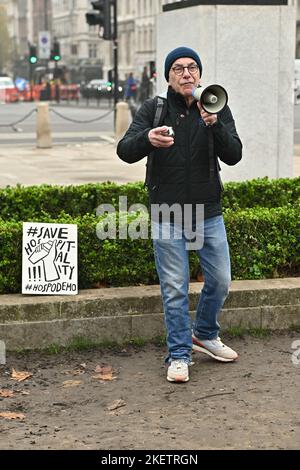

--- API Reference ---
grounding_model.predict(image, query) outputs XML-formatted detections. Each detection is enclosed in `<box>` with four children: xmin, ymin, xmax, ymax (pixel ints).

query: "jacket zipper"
<box><xmin>185</xmin><ymin>109</ymin><xmax>191</xmax><ymax>204</ymax></box>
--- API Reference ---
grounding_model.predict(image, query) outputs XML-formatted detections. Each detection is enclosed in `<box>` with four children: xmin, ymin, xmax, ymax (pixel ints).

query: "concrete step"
<box><xmin>0</xmin><ymin>278</ymin><xmax>299</xmax><ymax>350</ymax></box>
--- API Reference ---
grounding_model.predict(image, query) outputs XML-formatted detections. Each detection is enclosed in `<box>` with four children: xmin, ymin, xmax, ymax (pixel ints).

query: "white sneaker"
<box><xmin>167</xmin><ymin>359</ymin><xmax>189</xmax><ymax>383</ymax></box>
<box><xmin>192</xmin><ymin>335</ymin><xmax>238</xmax><ymax>362</ymax></box>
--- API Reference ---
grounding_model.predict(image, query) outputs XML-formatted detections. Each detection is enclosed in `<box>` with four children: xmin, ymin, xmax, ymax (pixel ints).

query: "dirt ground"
<box><xmin>0</xmin><ymin>331</ymin><xmax>299</xmax><ymax>450</ymax></box>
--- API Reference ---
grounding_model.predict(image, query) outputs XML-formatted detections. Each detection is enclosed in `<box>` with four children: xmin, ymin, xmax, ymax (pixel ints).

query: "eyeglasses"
<box><xmin>171</xmin><ymin>64</ymin><xmax>199</xmax><ymax>76</ymax></box>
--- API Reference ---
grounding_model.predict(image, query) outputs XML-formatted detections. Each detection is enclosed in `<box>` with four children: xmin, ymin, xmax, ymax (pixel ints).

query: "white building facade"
<box><xmin>1</xmin><ymin>0</ymin><xmax>300</xmax><ymax>84</ymax></box>
<box><xmin>49</xmin><ymin>0</ymin><xmax>165</xmax><ymax>82</ymax></box>
<box><xmin>157</xmin><ymin>0</ymin><xmax>296</xmax><ymax>182</ymax></box>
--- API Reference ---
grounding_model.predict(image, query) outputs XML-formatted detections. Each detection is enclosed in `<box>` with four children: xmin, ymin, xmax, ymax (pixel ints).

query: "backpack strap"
<box><xmin>153</xmin><ymin>96</ymin><xmax>166</xmax><ymax>127</ymax></box>
<box><xmin>144</xmin><ymin>95</ymin><xmax>167</xmax><ymax>189</ymax></box>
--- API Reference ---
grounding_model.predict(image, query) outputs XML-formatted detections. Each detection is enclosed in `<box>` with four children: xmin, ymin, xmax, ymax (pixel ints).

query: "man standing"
<box><xmin>139</xmin><ymin>66</ymin><xmax>151</xmax><ymax>103</ymax></box>
<box><xmin>124</xmin><ymin>72</ymin><xmax>138</xmax><ymax>117</ymax></box>
<box><xmin>117</xmin><ymin>47</ymin><xmax>242</xmax><ymax>383</ymax></box>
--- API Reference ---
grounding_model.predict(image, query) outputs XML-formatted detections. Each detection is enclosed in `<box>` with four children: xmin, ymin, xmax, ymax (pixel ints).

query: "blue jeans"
<box><xmin>152</xmin><ymin>215</ymin><xmax>231</xmax><ymax>363</ymax></box>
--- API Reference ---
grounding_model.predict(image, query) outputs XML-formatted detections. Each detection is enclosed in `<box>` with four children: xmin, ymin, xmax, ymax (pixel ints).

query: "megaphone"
<box><xmin>192</xmin><ymin>84</ymin><xmax>228</xmax><ymax>114</ymax></box>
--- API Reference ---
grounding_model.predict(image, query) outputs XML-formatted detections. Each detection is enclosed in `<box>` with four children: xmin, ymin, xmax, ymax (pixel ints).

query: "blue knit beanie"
<box><xmin>164</xmin><ymin>46</ymin><xmax>202</xmax><ymax>81</ymax></box>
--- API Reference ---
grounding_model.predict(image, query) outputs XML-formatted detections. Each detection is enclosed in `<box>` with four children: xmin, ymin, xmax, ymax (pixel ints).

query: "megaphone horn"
<box><xmin>192</xmin><ymin>84</ymin><xmax>228</xmax><ymax>114</ymax></box>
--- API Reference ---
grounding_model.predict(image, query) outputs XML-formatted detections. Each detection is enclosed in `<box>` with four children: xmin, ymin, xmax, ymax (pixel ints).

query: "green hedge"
<box><xmin>224</xmin><ymin>206</ymin><xmax>300</xmax><ymax>279</ymax></box>
<box><xmin>0</xmin><ymin>177</ymin><xmax>299</xmax><ymax>222</ymax></box>
<box><xmin>222</xmin><ymin>177</ymin><xmax>300</xmax><ymax>210</ymax></box>
<box><xmin>0</xmin><ymin>178</ymin><xmax>299</xmax><ymax>294</ymax></box>
<box><xmin>0</xmin><ymin>206</ymin><xmax>299</xmax><ymax>294</ymax></box>
<box><xmin>0</xmin><ymin>183</ymin><xmax>148</xmax><ymax>221</ymax></box>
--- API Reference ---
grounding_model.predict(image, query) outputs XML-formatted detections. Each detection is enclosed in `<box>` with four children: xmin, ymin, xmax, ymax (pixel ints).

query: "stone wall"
<box><xmin>156</xmin><ymin>2</ymin><xmax>296</xmax><ymax>181</ymax></box>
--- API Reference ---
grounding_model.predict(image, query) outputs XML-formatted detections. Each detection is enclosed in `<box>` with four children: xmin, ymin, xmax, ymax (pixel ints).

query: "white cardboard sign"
<box><xmin>22</xmin><ymin>222</ymin><xmax>78</xmax><ymax>295</ymax></box>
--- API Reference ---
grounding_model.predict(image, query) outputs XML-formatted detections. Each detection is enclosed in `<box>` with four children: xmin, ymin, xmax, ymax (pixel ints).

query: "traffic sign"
<box><xmin>38</xmin><ymin>31</ymin><xmax>51</xmax><ymax>59</ymax></box>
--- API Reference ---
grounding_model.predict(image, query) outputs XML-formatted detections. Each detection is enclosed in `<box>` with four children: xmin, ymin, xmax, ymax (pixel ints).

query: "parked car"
<box><xmin>0</xmin><ymin>76</ymin><xmax>19</xmax><ymax>103</ymax></box>
<box><xmin>80</xmin><ymin>78</ymin><xmax>125</xmax><ymax>100</ymax></box>
<box><xmin>80</xmin><ymin>79</ymin><xmax>112</xmax><ymax>99</ymax></box>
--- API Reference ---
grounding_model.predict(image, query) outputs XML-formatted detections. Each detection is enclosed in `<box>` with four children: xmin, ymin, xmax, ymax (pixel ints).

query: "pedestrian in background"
<box><xmin>124</xmin><ymin>72</ymin><xmax>137</xmax><ymax>101</ymax></box>
<box><xmin>139</xmin><ymin>66</ymin><xmax>150</xmax><ymax>103</ymax></box>
<box><xmin>124</xmin><ymin>72</ymin><xmax>138</xmax><ymax>117</ymax></box>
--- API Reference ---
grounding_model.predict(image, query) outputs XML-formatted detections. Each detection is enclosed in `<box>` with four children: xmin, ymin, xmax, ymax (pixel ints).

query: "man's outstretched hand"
<box><xmin>148</xmin><ymin>126</ymin><xmax>174</xmax><ymax>148</ymax></box>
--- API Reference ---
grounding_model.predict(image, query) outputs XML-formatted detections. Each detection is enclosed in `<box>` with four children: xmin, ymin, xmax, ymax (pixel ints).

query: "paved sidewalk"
<box><xmin>0</xmin><ymin>138</ymin><xmax>299</xmax><ymax>450</ymax></box>
<box><xmin>0</xmin><ymin>138</ymin><xmax>299</xmax><ymax>187</ymax></box>
<box><xmin>0</xmin><ymin>332</ymin><xmax>299</xmax><ymax>450</ymax></box>
<box><xmin>0</xmin><ymin>134</ymin><xmax>145</xmax><ymax>187</ymax></box>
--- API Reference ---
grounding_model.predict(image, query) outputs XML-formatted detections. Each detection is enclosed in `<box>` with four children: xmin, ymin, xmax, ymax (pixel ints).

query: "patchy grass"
<box><xmin>45</xmin><ymin>343</ymin><xmax>63</xmax><ymax>355</ymax></box>
<box><xmin>9</xmin><ymin>327</ymin><xmax>284</xmax><ymax>358</ymax></box>
<box><xmin>225</xmin><ymin>327</ymin><xmax>272</xmax><ymax>339</ymax></box>
<box><xmin>65</xmin><ymin>336</ymin><xmax>114</xmax><ymax>352</ymax></box>
<box><xmin>43</xmin><ymin>336</ymin><xmax>121</xmax><ymax>355</ymax></box>
<box><xmin>125</xmin><ymin>338</ymin><xmax>147</xmax><ymax>348</ymax></box>
<box><xmin>43</xmin><ymin>336</ymin><xmax>152</xmax><ymax>355</ymax></box>
<box><xmin>288</xmin><ymin>324</ymin><xmax>300</xmax><ymax>334</ymax></box>
<box><xmin>152</xmin><ymin>335</ymin><xmax>166</xmax><ymax>347</ymax></box>
<box><xmin>225</xmin><ymin>327</ymin><xmax>247</xmax><ymax>339</ymax></box>
<box><xmin>248</xmin><ymin>328</ymin><xmax>272</xmax><ymax>338</ymax></box>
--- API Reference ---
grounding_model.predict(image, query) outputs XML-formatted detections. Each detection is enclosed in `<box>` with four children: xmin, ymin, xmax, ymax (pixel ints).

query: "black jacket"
<box><xmin>117</xmin><ymin>87</ymin><xmax>242</xmax><ymax>216</ymax></box>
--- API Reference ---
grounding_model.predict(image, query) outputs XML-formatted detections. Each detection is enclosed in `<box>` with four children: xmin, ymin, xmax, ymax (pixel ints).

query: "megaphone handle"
<box><xmin>198</xmin><ymin>104</ymin><xmax>218</xmax><ymax>125</ymax></box>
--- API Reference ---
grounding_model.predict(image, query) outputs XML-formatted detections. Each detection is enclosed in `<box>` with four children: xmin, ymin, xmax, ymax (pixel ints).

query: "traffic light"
<box><xmin>86</xmin><ymin>0</ymin><xmax>112</xmax><ymax>40</ymax></box>
<box><xmin>149</xmin><ymin>61</ymin><xmax>156</xmax><ymax>78</ymax></box>
<box><xmin>29</xmin><ymin>45</ymin><xmax>38</xmax><ymax>65</ymax></box>
<box><xmin>51</xmin><ymin>41</ymin><xmax>61</xmax><ymax>61</ymax></box>
<box><xmin>108</xmin><ymin>69</ymin><xmax>113</xmax><ymax>84</ymax></box>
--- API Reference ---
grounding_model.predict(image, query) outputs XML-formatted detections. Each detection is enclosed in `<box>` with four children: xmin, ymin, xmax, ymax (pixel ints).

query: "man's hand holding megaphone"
<box><xmin>192</xmin><ymin>84</ymin><xmax>228</xmax><ymax>127</ymax></box>
<box><xmin>198</xmin><ymin>106</ymin><xmax>218</xmax><ymax>127</ymax></box>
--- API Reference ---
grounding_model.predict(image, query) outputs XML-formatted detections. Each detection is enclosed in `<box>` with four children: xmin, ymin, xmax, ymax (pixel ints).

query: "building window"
<box><xmin>88</xmin><ymin>24</ymin><xmax>98</xmax><ymax>32</ymax></box>
<box><xmin>88</xmin><ymin>43</ymin><xmax>98</xmax><ymax>59</ymax></box>
<box><xmin>71</xmin><ymin>44</ymin><xmax>78</xmax><ymax>56</ymax></box>
<box><xmin>150</xmin><ymin>27</ymin><xmax>154</xmax><ymax>50</ymax></box>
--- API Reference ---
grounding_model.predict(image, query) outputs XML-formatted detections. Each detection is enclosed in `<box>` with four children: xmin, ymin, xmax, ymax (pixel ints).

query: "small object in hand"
<box><xmin>164</xmin><ymin>126</ymin><xmax>175</xmax><ymax>137</ymax></box>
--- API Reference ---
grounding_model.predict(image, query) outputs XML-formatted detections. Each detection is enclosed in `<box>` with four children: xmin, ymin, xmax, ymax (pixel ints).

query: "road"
<box><xmin>1</xmin><ymin>100</ymin><xmax>300</xmax><ymax>144</ymax></box>
<box><xmin>0</xmin><ymin>100</ymin><xmax>115</xmax><ymax>144</ymax></box>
